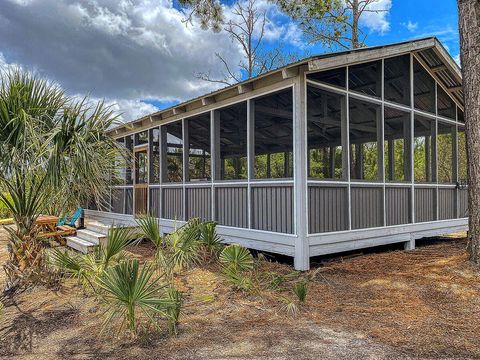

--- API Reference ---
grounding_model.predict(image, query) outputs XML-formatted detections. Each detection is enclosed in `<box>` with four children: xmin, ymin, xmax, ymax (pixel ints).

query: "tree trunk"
<box><xmin>351</xmin><ymin>0</ymin><xmax>360</xmax><ymax>48</ymax></box>
<box><xmin>458</xmin><ymin>0</ymin><xmax>480</xmax><ymax>263</ymax></box>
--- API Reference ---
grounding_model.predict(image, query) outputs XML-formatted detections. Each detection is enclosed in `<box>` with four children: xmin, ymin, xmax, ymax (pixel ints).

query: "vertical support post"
<box><xmin>247</xmin><ymin>99</ymin><xmax>255</xmax><ymax>229</ymax></box>
<box><xmin>182</xmin><ymin>119</ymin><xmax>188</xmax><ymax>221</ymax></box>
<box><xmin>159</xmin><ymin>126</ymin><xmax>167</xmax><ymax>219</ymax></box>
<box><xmin>211</xmin><ymin>110</ymin><xmax>218</xmax><ymax>221</ymax></box>
<box><xmin>379</xmin><ymin>59</ymin><xmax>385</xmax><ymax>226</ymax></box>
<box><xmin>455</xmin><ymin>106</ymin><xmax>460</xmax><ymax>218</ymax></box>
<box><xmin>293</xmin><ymin>69</ymin><xmax>309</xmax><ymax>270</ymax></box>
<box><xmin>343</xmin><ymin>67</ymin><xmax>351</xmax><ymax>230</ymax></box>
<box><xmin>409</xmin><ymin>53</ymin><xmax>416</xmax><ymax>233</ymax></box>
<box><xmin>433</xmin><ymin>82</ymin><xmax>439</xmax><ymax>220</ymax></box>
<box><xmin>453</xmin><ymin>122</ymin><xmax>458</xmax><ymax>217</ymax></box>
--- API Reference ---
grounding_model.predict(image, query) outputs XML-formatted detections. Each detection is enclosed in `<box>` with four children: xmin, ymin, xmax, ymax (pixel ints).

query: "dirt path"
<box><xmin>1</xmin><ymin>228</ymin><xmax>479</xmax><ymax>359</ymax></box>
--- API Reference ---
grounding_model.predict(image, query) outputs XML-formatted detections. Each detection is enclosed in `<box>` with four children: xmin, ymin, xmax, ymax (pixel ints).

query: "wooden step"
<box><xmin>66</xmin><ymin>236</ymin><xmax>96</xmax><ymax>254</ymax></box>
<box><xmin>76</xmin><ymin>228</ymin><xmax>106</xmax><ymax>245</ymax></box>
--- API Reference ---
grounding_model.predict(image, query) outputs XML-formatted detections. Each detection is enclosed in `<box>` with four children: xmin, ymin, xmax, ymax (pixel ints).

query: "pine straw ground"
<box><xmin>1</xmin><ymin>229</ymin><xmax>480</xmax><ymax>359</ymax></box>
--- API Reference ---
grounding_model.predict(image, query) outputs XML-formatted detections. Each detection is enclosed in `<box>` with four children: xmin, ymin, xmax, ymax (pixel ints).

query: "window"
<box><xmin>216</xmin><ymin>102</ymin><xmax>248</xmax><ymax>180</ymax></box>
<box><xmin>437</xmin><ymin>121</ymin><xmax>454</xmax><ymax>183</ymax></box>
<box><xmin>414</xmin><ymin>115</ymin><xmax>434</xmax><ymax>182</ymax></box>
<box><xmin>414</xmin><ymin>59</ymin><xmax>436</xmax><ymax>113</ymax></box>
<box><xmin>349</xmin><ymin>98</ymin><xmax>381</xmax><ymax>181</ymax></box>
<box><xmin>307</xmin><ymin>67</ymin><xmax>346</xmax><ymax>88</ymax></box>
<box><xmin>125</xmin><ymin>135</ymin><xmax>134</xmax><ymax>185</ymax></box>
<box><xmin>458</xmin><ymin>107</ymin><xmax>464</xmax><ymax>123</ymax></box>
<box><xmin>135</xmin><ymin>131</ymin><xmax>148</xmax><ymax>146</ymax></box>
<box><xmin>112</xmin><ymin>137</ymin><xmax>126</xmax><ymax>185</ymax></box>
<box><xmin>349</xmin><ymin>60</ymin><xmax>381</xmax><ymax>98</ymax></box>
<box><xmin>135</xmin><ymin>150</ymin><xmax>148</xmax><ymax>184</ymax></box>
<box><xmin>458</xmin><ymin>126</ymin><xmax>467</xmax><ymax>183</ymax></box>
<box><xmin>307</xmin><ymin>85</ymin><xmax>345</xmax><ymax>179</ymax></box>
<box><xmin>186</xmin><ymin>113</ymin><xmax>211</xmax><ymax>181</ymax></box>
<box><xmin>384</xmin><ymin>107</ymin><xmax>411</xmax><ymax>182</ymax></box>
<box><xmin>163</xmin><ymin>121</ymin><xmax>183</xmax><ymax>182</ymax></box>
<box><xmin>149</xmin><ymin>128</ymin><xmax>160</xmax><ymax>183</ymax></box>
<box><xmin>254</xmin><ymin>88</ymin><xmax>293</xmax><ymax>179</ymax></box>
<box><xmin>384</xmin><ymin>55</ymin><xmax>410</xmax><ymax>106</ymax></box>
<box><xmin>437</xmin><ymin>86</ymin><xmax>456</xmax><ymax>119</ymax></box>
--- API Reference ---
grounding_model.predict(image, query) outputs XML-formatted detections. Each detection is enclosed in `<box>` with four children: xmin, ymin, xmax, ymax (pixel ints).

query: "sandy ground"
<box><xmin>1</xmin><ymin>228</ymin><xmax>480</xmax><ymax>359</ymax></box>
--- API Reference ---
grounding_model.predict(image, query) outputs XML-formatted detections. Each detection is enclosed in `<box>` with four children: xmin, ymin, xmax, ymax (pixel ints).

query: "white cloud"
<box><xmin>0</xmin><ymin>0</ymin><xmax>243</xmax><ymax>121</ymax></box>
<box><xmin>105</xmin><ymin>98</ymin><xmax>160</xmax><ymax>121</ymax></box>
<box><xmin>0</xmin><ymin>0</ymin><xmax>306</xmax><ymax>122</ymax></box>
<box><xmin>401</xmin><ymin>20</ymin><xmax>418</xmax><ymax>33</ymax></box>
<box><xmin>360</xmin><ymin>0</ymin><xmax>392</xmax><ymax>35</ymax></box>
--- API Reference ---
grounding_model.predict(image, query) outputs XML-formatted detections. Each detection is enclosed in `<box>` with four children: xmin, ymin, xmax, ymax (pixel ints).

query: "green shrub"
<box><xmin>219</xmin><ymin>244</ymin><xmax>254</xmax><ymax>272</ymax></box>
<box><xmin>97</xmin><ymin>259</ymin><xmax>175</xmax><ymax>335</ymax></box>
<box><xmin>293</xmin><ymin>280</ymin><xmax>309</xmax><ymax>302</ymax></box>
<box><xmin>200</xmin><ymin>221</ymin><xmax>223</xmax><ymax>253</ymax></box>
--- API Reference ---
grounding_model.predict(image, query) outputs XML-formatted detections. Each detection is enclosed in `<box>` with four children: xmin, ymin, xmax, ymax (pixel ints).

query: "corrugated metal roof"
<box><xmin>110</xmin><ymin>36</ymin><xmax>462</xmax><ymax>134</ymax></box>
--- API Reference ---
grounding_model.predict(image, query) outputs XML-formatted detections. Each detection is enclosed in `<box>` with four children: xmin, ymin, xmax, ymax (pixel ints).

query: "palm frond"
<box><xmin>136</xmin><ymin>214</ymin><xmax>163</xmax><ymax>248</ymax></box>
<box><xmin>96</xmin><ymin>259</ymin><xmax>174</xmax><ymax>334</ymax></box>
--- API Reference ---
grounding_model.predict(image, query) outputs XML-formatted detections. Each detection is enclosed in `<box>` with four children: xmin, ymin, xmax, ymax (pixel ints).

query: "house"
<box><xmin>81</xmin><ymin>37</ymin><xmax>467</xmax><ymax>270</ymax></box>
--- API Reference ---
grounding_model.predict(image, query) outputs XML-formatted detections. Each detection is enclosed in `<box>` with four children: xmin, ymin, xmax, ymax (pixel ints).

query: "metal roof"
<box><xmin>109</xmin><ymin>36</ymin><xmax>462</xmax><ymax>135</ymax></box>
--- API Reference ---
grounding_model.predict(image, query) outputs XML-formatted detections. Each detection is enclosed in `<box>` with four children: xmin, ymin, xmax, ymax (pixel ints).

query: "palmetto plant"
<box><xmin>166</xmin><ymin>220</ymin><xmax>201</xmax><ymax>271</ymax></box>
<box><xmin>219</xmin><ymin>244</ymin><xmax>254</xmax><ymax>272</ymax></box>
<box><xmin>97</xmin><ymin>259</ymin><xmax>175</xmax><ymax>335</ymax></box>
<box><xmin>199</xmin><ymin>221</ymin><xmax>223</xmax><ymax>258</ymax></box>
<box><xmin>135</xmin><ymin>214</ymin><xmax>164</xmax><ymax>248</ymax></box>
<box><xmin>0</xmin><ymin>68</ymin><xmax>122</xmax><ymax>289</ymax></box>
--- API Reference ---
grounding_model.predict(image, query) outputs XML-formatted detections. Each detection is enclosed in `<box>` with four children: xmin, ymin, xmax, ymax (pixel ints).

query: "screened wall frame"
<box><xmin>304</xmin><ymin>51</ymin><xmax>467</xmax><ymax>236</ymax></box>
<box><xmin>107</xmin><ymin>83</ymin><xmax>298</xmax><ymax>235</ymax></box>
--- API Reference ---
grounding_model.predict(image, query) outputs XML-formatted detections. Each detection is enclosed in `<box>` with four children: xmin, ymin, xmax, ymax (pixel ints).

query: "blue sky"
<box><xmin>360</xmin><ymin>0</ymin><xmax>459</xmax><ymax>58</ymax></box>
<box><xmin>0</xmin><ymin>0</ymin><xmax>460</xmax><ymax>121</ymax></box>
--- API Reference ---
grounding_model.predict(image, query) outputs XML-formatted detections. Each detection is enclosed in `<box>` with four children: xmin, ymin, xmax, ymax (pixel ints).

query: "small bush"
<box><xmin>293</xmin><ymin>280</ymin><xmax>308</xmax><ymax>302</ymax></box>
<box><xmin>199</xmin><ymin>221</ymin><xmax>223</xmax><ymax>257</ymax></box>
<box><xmin>97</xmin><ymin>259</ymin><xmax>175</xmax><ymax>335</ymax></box>
<box><xmin>219</xmin><ymin>244</ymin><xmax>254</xmax><ymax>272</ymax></box>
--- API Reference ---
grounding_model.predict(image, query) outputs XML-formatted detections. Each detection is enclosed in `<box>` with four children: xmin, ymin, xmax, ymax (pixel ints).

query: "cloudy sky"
<box><xmin>0</xmin><ymin>0</ymin><xmax>460</xmax><ymax>122</ymax></box>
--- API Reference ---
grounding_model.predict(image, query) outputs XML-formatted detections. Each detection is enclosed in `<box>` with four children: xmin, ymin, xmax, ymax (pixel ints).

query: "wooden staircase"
<box><xmin>65</xmin><ymin>221</ymin><xmax>109</xmax><ymax>253</ymax></box>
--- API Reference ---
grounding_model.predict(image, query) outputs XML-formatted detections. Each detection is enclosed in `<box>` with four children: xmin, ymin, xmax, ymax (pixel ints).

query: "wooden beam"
<box><xmin>173</xmin><ymin>106</ymin><xmax>186</xmax><ymax>115</ymax></box>
<box><xmin>431</xmin><ymin>64</ymin><xmax>447</xmax><ymax>73</ymax></box>
<box><xmin>202</xmin><ymin>96</ymin><xmax>215</xmax><ymax>106</ymax></box>
<box><xmin>282</xmin><ymin>67</ymin><xmax>299</xmax><ymax>79</ymax></box>
<box><xmin>238</xmin><ymin>83</ymin><xmax>253</xmax><ymax>94</ymax></box>
<box><xmin>447</xmin><ymin>85</ymin><xmax>463</xmax><ymax>92</ymax></box>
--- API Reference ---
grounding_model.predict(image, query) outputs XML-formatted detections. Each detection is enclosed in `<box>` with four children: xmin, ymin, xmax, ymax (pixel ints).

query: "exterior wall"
<box><xmin>92</xmin><ymin>45</ymin><xmax>467</xmax><ymax>270</ymax></box>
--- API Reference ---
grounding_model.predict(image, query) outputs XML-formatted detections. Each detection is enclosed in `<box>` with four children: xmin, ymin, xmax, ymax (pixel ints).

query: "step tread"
<box><xmin>66</xmin><ymin>236</ymin><xmax>97</xmax><ymax>246</ymax></box>
<box><xmin>66</xmin><ymin>236</ymin><xmax>97</xmax><ymax>254</ymax></box>
<box><xmin>77</xmin><ymin>228</ymin><xmax>107</xmax><ymax>238</ymax></box>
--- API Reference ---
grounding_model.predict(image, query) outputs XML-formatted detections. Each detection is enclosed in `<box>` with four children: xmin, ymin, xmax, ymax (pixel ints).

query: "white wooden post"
<box><xmin>293</xmin><ymin>68</ymin><xmax>309</xmax><ymax>270</ymax></box>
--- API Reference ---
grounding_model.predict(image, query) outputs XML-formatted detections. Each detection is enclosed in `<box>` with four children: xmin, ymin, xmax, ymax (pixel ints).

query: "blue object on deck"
<box><xmin>57</xmin><ymin>215</ymin><xmax>67</xmax><ymax>226</ymax></box>
<box><xmin>68</xmin><ymin>207</ymin><xmax>83</xmax><ymax>227</ymax></box>
<box><xmin>57</xmin><ymin>208</ymin><xmax>83</xmax><ymax>228</ymax></box>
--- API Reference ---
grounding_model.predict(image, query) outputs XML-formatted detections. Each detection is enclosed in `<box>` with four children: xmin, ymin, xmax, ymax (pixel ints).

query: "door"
<box><xmin>134</xmin><ymin>148</ymin><xmax>148</xmax><ymax>215</ymax></box>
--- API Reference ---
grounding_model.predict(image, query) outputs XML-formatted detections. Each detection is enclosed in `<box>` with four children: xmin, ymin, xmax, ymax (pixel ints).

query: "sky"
<box><xmin>0</xmin><ymin>0</ymin><xmax>460</xmax><ymax>122</ymax></box>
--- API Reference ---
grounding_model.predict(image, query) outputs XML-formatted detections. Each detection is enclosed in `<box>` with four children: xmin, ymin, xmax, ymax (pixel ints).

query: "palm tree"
<box><xmin>0</xmin><ymin>68</ymin><xmax>122</xmax><ymax>291</ymax></box>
